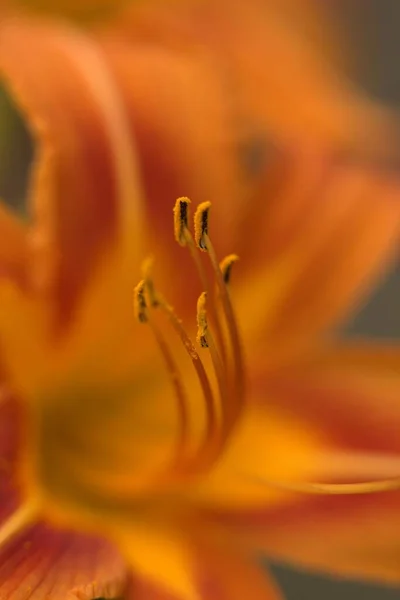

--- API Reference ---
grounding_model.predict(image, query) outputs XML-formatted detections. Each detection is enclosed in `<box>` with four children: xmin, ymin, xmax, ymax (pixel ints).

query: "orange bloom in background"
<box><xmin>0</xmin><ymin>1</ymin><xmax>399</xmax><ymax>600</ymax></box>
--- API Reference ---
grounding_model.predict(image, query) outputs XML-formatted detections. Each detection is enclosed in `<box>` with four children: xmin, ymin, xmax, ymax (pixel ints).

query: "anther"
<box><xmin>194</xmin><ymin>202</ymin><xmax>211</xmax><ymax>251</ymax></box>
<box><xmin>196</xmin><ymin>291</ymin><xmax>209</xmax><ymax>348</ymax></box>
<box><xmin>173</xmin><ymin>197</ymin><xmax>191</xmax><ymax>246</ymax></box>
<box><xmin>133</xmin><ymin>280</ymin><xmax>148</xmax><ymax>324</ymax></box>
<box><xmin>219</xmin><ymin>254</ymin><xmax>239</xmax><ymax>285</ymax></box>
<box><xmin>141</xmin><ymin>257</ymin><xmax>159</xmax><ymax>307</ymax></box>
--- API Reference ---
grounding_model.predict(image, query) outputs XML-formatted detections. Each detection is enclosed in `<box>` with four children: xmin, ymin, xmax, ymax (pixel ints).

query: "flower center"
<box><xmin>132</xmin><ymin>198</ymin><xmax>246</xmax><ymax>485</ymax></box>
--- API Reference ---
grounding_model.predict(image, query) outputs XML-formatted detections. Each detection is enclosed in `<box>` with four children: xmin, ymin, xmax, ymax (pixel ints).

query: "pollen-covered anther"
<box><xmin>194</xmin><ymin>201</ymin><xmax>211</xmax><ymax>251</ymax></box>
<box><xmin>220</xmin><ymin>254</ymin><xmax>239</xmax><ymax>285</ymax></box>
<box><xmin>133</xmin><ymin>280</ymin><xmax>148</xmax><ymax>324</ymax></box>
<box><xmin>196</xmin><ymin>291</ymin><xmax>209</xmax><ymax>348</ymax></box>
<box><xmin>141</xmin><ymin>257</ymin><xmax>159</xmax><ymax>307</ymax></box>
<box><xmin>173</xmin><ymin>197</ymin><xmax>191</xmax><ymax>246</ymax></box>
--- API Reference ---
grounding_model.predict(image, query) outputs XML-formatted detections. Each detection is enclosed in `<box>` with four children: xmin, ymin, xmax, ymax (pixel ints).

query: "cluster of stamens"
<box><xmin>132</xmin><ymin>197</ymin><xmax>400</xmax><ymax>496</ymax></box>
<box><xmin>133</xmin><ymin>197</ymin><xmax>244</xmax><ymax>481</ymax></box>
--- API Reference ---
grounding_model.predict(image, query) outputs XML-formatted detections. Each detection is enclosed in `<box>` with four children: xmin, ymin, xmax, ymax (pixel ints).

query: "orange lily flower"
<box><xmin>2</xmin><ymin>143</ymin><xmax>400</xmax><ymax>600</ymax></box>
<box><xmin>0</xmin><ymin>2</ymin><xmax>399</xmax><ymax>600</ymax></box>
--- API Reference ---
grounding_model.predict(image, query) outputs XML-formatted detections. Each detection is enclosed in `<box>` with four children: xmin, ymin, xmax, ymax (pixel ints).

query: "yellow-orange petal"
<box><xmin>116</xmin><ymin>513</ymin><xmax>283</xmax><ymax>600</ymax></box>
<box><xmin>238</xmin><ymin>159</ymin><xmax>400</xmax><ymax>367</ymax></box>
<box><xmin>0</xmin><ymin>15</ymin><xmax>143</xmax><ymax>328</ymax></box>
<box><xmin>235</xmin><ymin>343</ymin><xmax>400</xmax><ymax>584</ymax></box>
<box><xmin>0</xmin><ymin>523</ymin><xmax>127</xmax><ymax>599</ymax></box>
<box><xmin>187</xmin><ymin>402</ymin><xmax>323</xmax><ymax>510</ymax></box>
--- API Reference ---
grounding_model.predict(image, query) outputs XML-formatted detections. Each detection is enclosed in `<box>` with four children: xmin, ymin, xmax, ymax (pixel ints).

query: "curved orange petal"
<box><xmin>223</xmin><ymin>343</ymin><xmax>400</xmax><ymax>584</ymax></box>
<box><xmin>0</xmin><ymin>523</ymin><xmax>127</xmax><ymax>599</ymax></box>
<box><xmin>118</xmin><ymin>513</ymin><xmax>282</xmax><ymax>600</ymax></box>
<box><xmin>259</xmin><ymin>342</ymin><xmax>400</xmax><ymax>456</ymax></box>
<box><xmin>93</xmin><ymin>0</ymin><xmax>400</xmax><ymax>315</ymax></box>
<box><xmin>250</xmin><ymin>492</ymin><xmax>400</xmax><ymax>587</ymax></box>
<box><xmin>0</xmin><ymin>392</ymin><xmax>128</xmax><ymax>599</ymax></box>
<box><xmin>0</xmin><ymin>15</ymin><xmax>143</xmax><ymax>328</ymax></box>
<box><xmin>188</xmin><ymin>401</ymin><xmax>321</xmax><ymax>510</ymax></box>
<box><xmin>193</xmin><ymin>545</ymin><xmax>283</xmax><ymax>600</ymax></box>
<box><xmin>237</xmin><ymin>159</ymin><xmax>400</xmax><ymax>366</ymax></box>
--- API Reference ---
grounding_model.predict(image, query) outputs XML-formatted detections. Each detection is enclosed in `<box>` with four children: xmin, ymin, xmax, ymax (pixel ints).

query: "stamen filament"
<box><xmin>235</xmin><ymin>471</ymin><xmax>400</xmax><ymax>495</ymax></box>
<box><xmin>182</xmin><ymin>227</ymin><xmax>227</xmax><ymax>364</ymax></box>
<box><xmin>203</xmin><ymin>232</ymin><xmax>245</xmax><ymax>425</ymax></box>
<box><xmin>197</xmin><ymin>292</ymin><xmax>235</xmax><ymax>439</ymax></box>
<box><xmin>140</xmin><ymin>259</ymin><xmax>223</xmax><ymax>471</ymax></box>
<box><xmin>133</xmin><ymin>280</ymin><xmax>148</xmax><ymax>323</ymax></box>
<box><xmin>156</xmin><ymin>294</ymin><xmax>218</xmax><ymax>453</ymax></box>
<box><xmin>134</xmin><ymin>280</ymin><xmax>189</xmax><ymax>458</ymax></box>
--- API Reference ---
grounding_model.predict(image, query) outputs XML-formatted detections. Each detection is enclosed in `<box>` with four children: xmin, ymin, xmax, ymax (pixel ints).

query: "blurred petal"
<box><xmin>227</xmin><ymin>343</ymin><xmax>400</xmax><ymax>584</ymax></box>
<box><xmin>0</xmin><ymin>16</ymin><xmax>143</xmax><ymax>327</ymax></box>
<box><xmin>193</xmin><ymin>541</ymin><xmax>283</xmax><ymax>600</ymax></box>
<box><xmin>189</xmin><ymin>402</ymin><xmax>322</xmax><ymax>510</ymax></box>
<box><xmin>0</xmin><ymin>395</ymin><xmax>127</xmax><ymax>599</ymax></box>
<box><xmin>0</xmin><ymin>202</ymin><xmax>26</xmax><ymax>285</ymax></box>
<box><xmin>251</xmin><ymin>492</ymin><xmax>400</xmax><ymax>586</ymax></box>
<box><xmin>0</xmin><ymin>395</ymin><xmax>21</xmax><ymax>522</ymax></box>
<box><xmin>237</xmin><ymin>159</ymin><xmax>400</xmax><ymax>366</ymax></box>
<box><xmin>261</xmin><ymin>342</ymin><xmax>400</xmax><ymax>456</ymax></box>
<box><xmin>115</xmin><ymin>0</ymin><xmax>399</xmax><ymax>155</ymax></box>
<box><xmin>94</xmin><ymin>0</ymin><xmax>400</xmax><ymax>313</ymax></box>
<box><xmin>96</xmin><ymin>33</ymin><xmax>238</xmax><ymax>310</ymax></box>
<box><xmin>119</xmin><ymin>516</ymin><xmax>282</xmax><ymax>600</ymax></box>
<box><xmin>118</xmin><ymin>518</ymin><xmax>202</xmax><ymax>600</ymax></box>
<box><xmin>0</xmin><ymin>523</ymin><xmax>127</xmax><ymax>599</ymax></box>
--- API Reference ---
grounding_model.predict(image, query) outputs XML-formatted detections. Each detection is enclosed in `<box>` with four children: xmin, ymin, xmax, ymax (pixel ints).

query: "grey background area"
<box><xmin>0</xmin><ymin>2</ymin><xmax>398</xmax><ymax>599</ymax></box>
<box><xmin>272</xmin><ymin>1</ymin><xmax>400</xmax><ymax>598</ymax></box>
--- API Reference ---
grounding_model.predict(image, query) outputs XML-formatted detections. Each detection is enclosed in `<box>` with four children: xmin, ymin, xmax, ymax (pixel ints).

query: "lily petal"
<box><xmin>193</xmin><ymin>541</ymin><xmax>283</xmax><ymax>600</ymax></box>
<box><xmin>0</xmin><ymin>15</ymin><xmax>142</xmax><ymax>327</ymax></box>
<box><xmin>114</xmin><ymin>0</ymin><xmax>399</xmax><ymax>155</ymax></box>
<box><xmin>94</xmin><ymin>0</ymin><xmax>400</xmax><ymax>313</ymax></box>
<box><xmin>0</xmin><ymin>395</ymin><xmax>21</xmax><ymax>522</ymax></box>
<box><xmin>222</xmin><ymin>343</ymin><xmax>400</xmax><ymax>584</ymax></box>
<box><xmin>0</xmin><ymin>202</ymin><xmax>26</xmax><ymax>286</ymax></box>
<box><xmin>237</xmin><ymin>159</ymin><xmax>400</xmax><ymax>366</ymax></box>
<box><xmin>0</xmin><ymin>389</ymin><xmax>127</xmax><ymax>599</ymax></box>
<box><xmin>118</xmin><ymin>514</ymin><xmax>282</xmax><ymax>600</ymax></box>
<box><xmin>95</xmin><ymin>31</ymin><xmax>238</xmax><ymax>311</ymax></box>
<box><xmin>0</xmin><ymin>523</ymin><xmax>127</xmax><ymax>600</ymax></box>
<box><xmin>188</xmin><ymin>401</ymin><xmax>323</xmax><ymax>510</ymax></box>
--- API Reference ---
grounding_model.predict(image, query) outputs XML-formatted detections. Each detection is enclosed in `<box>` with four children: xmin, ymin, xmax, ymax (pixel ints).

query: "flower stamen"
<box><xmin>193</xmin><ymin>203</ymin><xmax>245</xmax><ymax>429</ymax></box>
<box><xmin>235</xmin><ymin>471</ymin><xmax>400</xmax><ymax>495</ymax></box>
<box><xmin>220</xmin><ymin>254</ymin><xmax>240</xmax><ymax>286</ymax></box>
<box><xmin>132</xmin><ymin>198</ymin><xmax>247</xmax><ymax>485</ymax></box>
<box><xmin>134</xmin><ymin>273</ymin><xmax>219</xmax><ymax>477</ymax></box>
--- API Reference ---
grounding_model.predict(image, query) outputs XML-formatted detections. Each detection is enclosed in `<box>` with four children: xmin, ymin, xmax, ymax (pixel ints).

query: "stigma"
<box><xmin>134</xmin><ymin>197</ymin><xmax>245</xmax><ymax>481</ymax></box>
